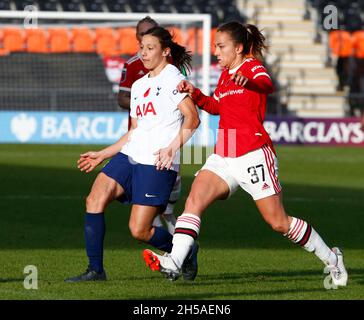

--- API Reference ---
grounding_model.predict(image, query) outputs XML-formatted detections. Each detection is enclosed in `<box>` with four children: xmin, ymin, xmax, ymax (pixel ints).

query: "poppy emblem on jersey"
<box><xmin>262</xmin><ymin>183</ymin><xmax>270</xmax><ymax>191</ymax></box>
<box><xmin>144</xmin><ymin>88</ymin><xmax>151</xmax><ymax>97</ymax></box>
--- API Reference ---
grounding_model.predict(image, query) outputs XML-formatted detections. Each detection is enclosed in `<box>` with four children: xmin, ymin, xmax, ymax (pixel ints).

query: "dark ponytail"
<box><xmin>217</xmin><ymin>21</ymin><xmax>267</xmax><ymax>61</ymax></box>
<box><xmin>143</xmin><ymin>26</ymin><xmax>192</xmax><ymax>74</ymax></box>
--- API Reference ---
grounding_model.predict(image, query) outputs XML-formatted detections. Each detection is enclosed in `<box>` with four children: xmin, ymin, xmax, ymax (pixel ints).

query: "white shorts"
<box><xmin>197</xmin><ymin>144</ymin><xmax>282</xmax><ymax>200</ymax></box>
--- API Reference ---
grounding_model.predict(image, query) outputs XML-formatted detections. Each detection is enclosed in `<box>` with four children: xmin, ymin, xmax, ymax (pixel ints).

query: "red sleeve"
<box><xmin>118</xmin><ymin>62</ymin><xmax>134</xmax><ymax>92</ymax></box>
<box><xmin>242</xmin><ymin>60</ymin><xmax>274</xmax><ymax>94</ymax></box>
<box><xmin>191</xmin><ymin>88</ymin><xmax>220</xmax><ymax>115</ymax></box>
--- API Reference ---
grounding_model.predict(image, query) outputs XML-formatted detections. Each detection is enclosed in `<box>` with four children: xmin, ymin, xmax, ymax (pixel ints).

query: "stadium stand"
<box><xmin>0</xmin><ymin>53</ymin><xmax>118</xmax><ymax>110</ymax></box>
<box><xmin>3</xmin><ymin>0</ymin><xmax>363</xmax><ymax>118</ymax></box>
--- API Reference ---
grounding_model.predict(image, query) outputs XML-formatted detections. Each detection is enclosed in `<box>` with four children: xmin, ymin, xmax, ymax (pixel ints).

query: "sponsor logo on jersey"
<box><xmin>156</xmin><ymin>87</ymin><xmax>161</xmax><ymax>96</ymax></box>
<box><xmin>138</xmin><ymin>70</ymin><xmax>145</xmax><ymax>76</ymax></box>
<box><xmin>219</xmin><ymin>89</ymin><xmax>245</xmax><ymax>99</ymax></box>
<box><xmin>136</xmin><ymin>102</ymin><xmax>156</xmax><ymax>117</ymax></box>
<box><xmin>251</xmin><ymin>65</ymin><xmax>265</xmax><ymax>73</ymax></box>
<box><xmin>172</xmin><ymin>89</ymin><xmax>178</xmax><ymax>95</ymax></box>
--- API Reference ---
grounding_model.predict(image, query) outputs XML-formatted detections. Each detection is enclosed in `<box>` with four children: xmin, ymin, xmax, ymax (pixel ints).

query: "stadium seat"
<box><xmin>38</xmin><ymin>0</ymin><xmax>59</xmax><ymax>11</ymax></box>
<box><xmin>329</xmin><ymin>30</ymin><xmax>353</xmax><ymax>57</ymax></box>
<box><xmin>173</xmin><ymin>0</ymin><xmax>195</xmax><ymax>13</ymax></box>
<box><xmin>0</xmin><ymin>0</ymin><xmax>11</xmax><ymax>10</ymax></box>
<box><xmin>25</xmin><ymin>28</ymin><xmax>48</xmax><ymax>53</ymax></box>
<box><xmin>343</xmin><ymin>5</ymin><xmax>363</xmax><ymax>31</ymax></box>
<box><xmin>129</xmin><ymin>2</ymin><xmax>149</xmax><ymax>13</ymax></box>
<box><xmin>352</xmin><ymin>30</ymin><xmax>364</xmax><ymax>58</ymax></box>
<box><xmin>168</xmin><ymin>27</ymin><xmax>184</xmax><ymax>46</ymax></box>
<box><xmin>71</xmin><ymin>27</ymin><xmax>95</xmax><ymax>52</ymax></box>
<box><xmin>48</xmin><ymin>28</ymin><xmax>71</xmax><ymax>53</ymax></box>
<box><xmin>105</xmin><ymin>0</ymin><xmax>128</xmax><ymax>12</ymax></box>
<box><xmin>83</xmin><ymin>0</ymin><xmax>104</xmax><ymax>12</ymax></box>
<box><xmin>14</xmin><ymin>0</ymin><xmax>38</xmax><ymax>11</ymax></box>
<box><xmin>3</xmin><ymin>28</ymin><xmax>25</xmax><ymax>52</ymax></box>
<box><xmin>186</xmin><ymin>27</ymin><xmax>203</xmax><ymax>55</ymax></box>
<box><xmin>60</xmin><ymin>0</ymin><xmax>82</xmax><ymax>11</ymax></box>
<box><xmin>95</xmin><ymin>27</ymin><xmax>119</xmax><ymax>56</ymax></box>
<box><xmin>118</xmin><ymin>27</ymin><xmax>139</xmax><ymax>55</ymax></box>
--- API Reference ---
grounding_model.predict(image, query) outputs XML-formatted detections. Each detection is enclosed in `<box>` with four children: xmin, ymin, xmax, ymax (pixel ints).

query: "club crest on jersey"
<box><xmin>144</xmin><ymin>88</ymin><xmax>151</xmax><ymax>97</ymax></box>
<box><xmin>136</xmin><ymin>102</ymin><xmax>156</xmax><ymax>117</ymax></box>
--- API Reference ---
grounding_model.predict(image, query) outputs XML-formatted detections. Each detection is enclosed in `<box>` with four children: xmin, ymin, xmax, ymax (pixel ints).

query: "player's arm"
<box><xmin>117</xmin><ymin>90</ymin><xmax>131</xmax><ymax>110</ymax></box>
<box><xmin>117</xmin><ymin>62</ymin><xmax>133</xmax><ymax>110</ymax></box>
<box><xmin>178</xmin><ymin>80</ymin><xmax>220</xmax><ymax>115</ymax></box>
<box><xmin>154</xmin><ymin>96</ymin><xmax>200</xmax><ymax>170</ymax></box>
<box><xmin>230</xmin><ymin>63</ymin><xmax>274</xmax><ymax>94</ymax></box>
<box><xmin>77</xmin><ymin>119</ymin><xmax>137</xmax><ymax>173</ymax></box>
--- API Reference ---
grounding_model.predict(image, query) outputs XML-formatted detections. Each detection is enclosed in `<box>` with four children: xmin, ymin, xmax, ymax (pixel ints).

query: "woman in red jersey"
<box><xmin>143</xmin><ymin>21</ymin><xmax>348</xmax><ymax>287</ymax></box>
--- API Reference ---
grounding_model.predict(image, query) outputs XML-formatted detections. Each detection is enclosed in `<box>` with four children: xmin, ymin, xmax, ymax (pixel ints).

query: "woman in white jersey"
<box><xmin>143</xmin><ymin>21</ymin><xmax>348</xmax><ymax>288</ymax></box>
<box><xmin>65</xmin><ymin>27</ymin><xmax>200</xmax><ymax>282</ymax></box>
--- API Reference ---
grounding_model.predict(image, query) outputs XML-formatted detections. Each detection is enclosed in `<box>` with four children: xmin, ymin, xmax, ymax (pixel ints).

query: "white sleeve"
<box><xmin>168</xmin><ymin>72</ymin><xmax>188</xmax><ymax>106</ymax></box>
<box><xmin>130</xmin><ymin>83</ymin><xmax>137</xmax><ymax>118</ymax></box>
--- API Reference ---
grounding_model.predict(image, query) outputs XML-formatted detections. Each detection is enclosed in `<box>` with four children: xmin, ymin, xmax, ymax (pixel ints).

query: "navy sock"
<box><xmin>84</xmin><ymin>213</ymin><xmax>105</xmax><ymax>273</ymax></box>
<box><xmin>147</xmin><ymin>226</ymin><xmax>173</xmax><ymax>253</ymax></box>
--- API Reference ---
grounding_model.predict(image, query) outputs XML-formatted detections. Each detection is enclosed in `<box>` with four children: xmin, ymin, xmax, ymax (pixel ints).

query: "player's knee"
<box><xmin>85</xmin><ymin>193</ymin><xmax>108</xmax><ymax>212</ymax></box>
<box><xmin>269</xmin><ymin>220</ymin><xmax>290</xmax><ymax>234</ymax></box>
<box><xmin>129</xmin><ymin>225</ymin><xmax>150</xmax><ymax>242</ymax></box>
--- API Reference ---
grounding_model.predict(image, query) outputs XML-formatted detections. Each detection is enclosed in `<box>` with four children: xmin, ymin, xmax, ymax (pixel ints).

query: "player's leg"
<box><xmin>251</xmin><ymin>145</ymin><xmax>347</xmax><ymax>286</ymax></box>
<box><xmin>65</xmin><ymin>153</ymin><xmax>131</xmax><ymax>282</ymax></box>
<box><xmin>65</xmin><ymin>172</ymin><xmax>125</xmax><ymax>282</ymax></box>
<box><xmin>158</xmin><ymin>173</ymin><xmax>182</xmax><ymax>234</ymax></box>
<box><xmin>144</xmin><ymin>161</ymin><xmax>233</xmax><ymax>280</ymax></box>
<box><xmin>129</xmin><ymin>204</ymin><xmax>173</xmax><ymax>253</ymax></box>
<box><xmin>255</xmin><ymin>193</ymin><xmax>347</xmax><ymax>286</ymax></box>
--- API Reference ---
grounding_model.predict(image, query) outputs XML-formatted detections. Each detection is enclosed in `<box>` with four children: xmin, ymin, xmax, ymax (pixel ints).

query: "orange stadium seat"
<box><xmin>329</xmin><ymin>30</ymin><xmax>353</xmax><ymax>58</ymax></box>
<box><xmin>118</xmin><ymin>27</ymin><xmax>139</xmax><ymax>55</ymax></box>
<box><xmin>95</xmin><ymin>27</ymin><xmax>119</xmax><ymax>56</ymax></box>
<box><xmin>210</xmin><ymin>28</ymin><xmax>217</xmax><ymax>55</ymax></box>
<box><xmin>186</xmin><ymin>27</ymin><xmax>203</xmax><ymax>55</ymax></box>
<box><xmin>48</xmin><ymin>28</ymin><xmax>71</xmax><ymax>53</ymax></box>
<box><xmin>352</xmin><ymin>30</ymin><xmax>364</xmax><ymax>59</ymax></box>
<box><xmin>25</xmin><ymin>28</ymin><xmax>48</xmax><ymax>53</ymax></box>
<box><xmin>168</xmin><ymin>27</ymin><xmax>184</xmax><ymax>46</ymax></box>
<box><xmin>71</xmin><ymin>27</ymin><xmax>95</xmax><ymax>53</ymax></box>
<box><xmin>3</xmin><ymin>28</ymin><xmax>25</xmax><ymax>52</ymax></box>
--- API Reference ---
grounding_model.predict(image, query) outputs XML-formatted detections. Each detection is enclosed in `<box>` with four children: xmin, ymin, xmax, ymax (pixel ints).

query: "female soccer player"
<box><xmin>143</xmin><ymin>21</ymin><xmax>348</xmax><ymax>287</ymax></box>
<box><xmin>65</xmin><ymin>26</ymin><xmax>200</xmax><ymax>282</ymax></box>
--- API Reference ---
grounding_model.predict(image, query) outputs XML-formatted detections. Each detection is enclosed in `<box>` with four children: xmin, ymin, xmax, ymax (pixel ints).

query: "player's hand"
<box><xmin>154</xmin><ymin>147</ymin><xmax>177</xmax><ymax>171</ymax></box>
<box><xmin>177</xmin><ymin>80</ymin><xmax>195</xmax><ymax>95</ymax></box>
<box><xmin>77</xmin><ymin>151</ymin><xmax>104</xmax><ymax>173</ymax></box>
<box><xmin>230</xmin><ymin>72</ymin><xmax>248</xmax><ymax>87</ymax></box>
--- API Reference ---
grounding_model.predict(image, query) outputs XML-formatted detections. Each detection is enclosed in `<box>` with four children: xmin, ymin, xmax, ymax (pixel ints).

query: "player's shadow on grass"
<box><xmin>0</xmin><ymin>278</ymin><xmax>24</xmax><ymax>283</ymax></box>
<box><xmin>0</xmin><ymin>164</ymin><xmax>363</xmax><ymax>250</ymax></box>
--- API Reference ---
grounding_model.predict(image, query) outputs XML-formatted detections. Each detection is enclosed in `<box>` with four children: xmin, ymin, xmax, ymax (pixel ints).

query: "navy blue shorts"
<box><xmin>101</xmin><ymin>152</ymin><xmax>177</xmax><ymax>207</ymax></box>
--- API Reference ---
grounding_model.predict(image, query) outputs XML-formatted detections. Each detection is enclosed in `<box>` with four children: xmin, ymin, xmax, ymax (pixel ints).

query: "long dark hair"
<box><xmin>217</xmin><ymin>21</ymin><xmax>267</xmax><ymax>61</ymax></box>
<box><xmin>143</xmin><ymin>26</ymin><xmax>192</xmax><ymax>74</ymax></box>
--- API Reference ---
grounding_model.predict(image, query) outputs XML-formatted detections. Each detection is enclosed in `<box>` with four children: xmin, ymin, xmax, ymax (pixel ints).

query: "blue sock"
<box><xmin>84</xmin><ymin>213</ymin><xmax>105</xmax><ymax>273</ymax></box>
<box><xmin>147</xmin><ymin>226</ymin><xmax>173</xmax><ymax>253</ymax></box>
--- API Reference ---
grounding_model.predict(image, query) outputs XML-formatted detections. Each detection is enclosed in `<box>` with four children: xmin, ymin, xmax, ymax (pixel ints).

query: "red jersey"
<box><xmin>192</xmin><ymin>58</ymin><xmax>275</xmax><ymax>157</ymax></box>
<box><xmin>119</xmin><ymin>54</ymin><xmax>148</xmax><ymax>129</ymax></box>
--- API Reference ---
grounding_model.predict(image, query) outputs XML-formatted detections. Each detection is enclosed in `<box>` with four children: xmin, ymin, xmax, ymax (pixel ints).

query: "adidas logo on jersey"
<box><xmin>262</xmin><ymin>183</ymin><xmax>270</xmax><ymax>191</ymax></box>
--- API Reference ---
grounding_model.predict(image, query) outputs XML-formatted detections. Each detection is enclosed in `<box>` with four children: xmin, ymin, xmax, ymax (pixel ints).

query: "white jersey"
<box><xmin>121</xmin><ymin>64</ymin><xmax>187</xmax><ymax>171</ymax></box>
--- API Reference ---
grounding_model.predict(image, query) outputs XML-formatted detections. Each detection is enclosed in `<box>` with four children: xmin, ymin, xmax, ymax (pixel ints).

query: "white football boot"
<box><xmin>143</xmin><ymin>249</ymin><xmax>180</xmax><ymax>281</ymax></box>
<box><xmin>328</xmin><ymin>247</ymin><xmax>348</xmax><ymax>286</ymax></box>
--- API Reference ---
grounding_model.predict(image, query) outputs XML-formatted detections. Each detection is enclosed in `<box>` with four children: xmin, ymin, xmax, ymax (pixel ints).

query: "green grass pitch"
<box><xmin>0</xmin><ymin>144</ymin><xmax>363</xmax><ymax>299</ymax></box>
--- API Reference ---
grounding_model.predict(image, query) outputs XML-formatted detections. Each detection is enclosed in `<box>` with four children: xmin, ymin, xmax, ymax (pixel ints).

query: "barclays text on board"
<box><xmin>0</xmin><ymin>111</ymin><xmax>363</xmax><ymax>146</ymax></box>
